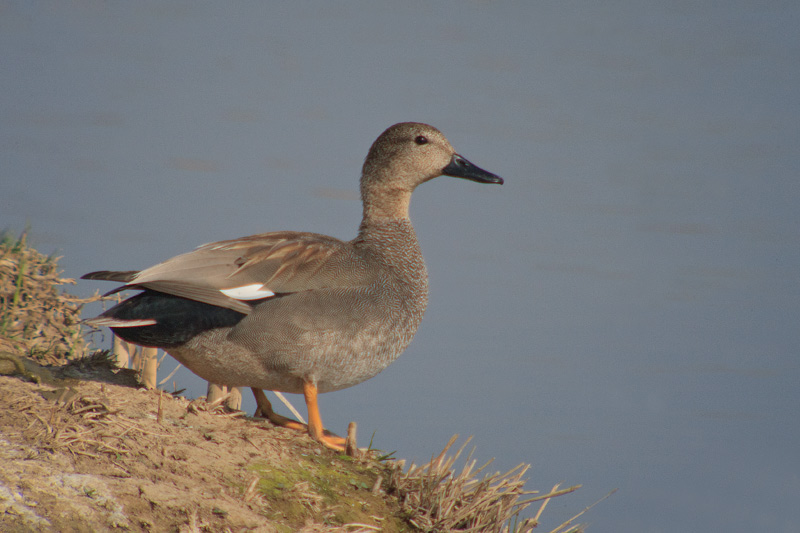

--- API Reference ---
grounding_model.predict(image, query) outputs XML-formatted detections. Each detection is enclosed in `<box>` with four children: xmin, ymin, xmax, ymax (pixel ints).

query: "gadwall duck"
<box><xmin>83</xmin><ymin>122</ymin><xmax>503</xmax><ymax>450</ymax></box>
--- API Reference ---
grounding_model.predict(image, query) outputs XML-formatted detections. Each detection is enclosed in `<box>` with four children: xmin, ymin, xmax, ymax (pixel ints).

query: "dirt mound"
<box><xmin>1</xmin><ymin>358</ymin><xmax>409</xmax><ymax>532</ymax></box>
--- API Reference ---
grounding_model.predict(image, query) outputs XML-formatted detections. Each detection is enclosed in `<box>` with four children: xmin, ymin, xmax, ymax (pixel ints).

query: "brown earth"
<box><xmin>0</xmin><ymin>354</ymin><xmax>411</xmax><ymax>532</ymax></box>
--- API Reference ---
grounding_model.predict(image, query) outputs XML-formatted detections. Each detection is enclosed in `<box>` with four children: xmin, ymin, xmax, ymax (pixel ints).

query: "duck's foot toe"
<box><xmin>251</xmin><ymin>387</ymin><xmax>346</xmax><ymax>451</ymax></box>
<box><xmin>316</xmin><ymin>432</ymin><xmax>346</xmax><ymax>451</ymax></box>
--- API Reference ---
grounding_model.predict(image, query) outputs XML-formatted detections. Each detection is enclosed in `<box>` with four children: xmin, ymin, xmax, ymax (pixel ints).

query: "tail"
<box><xmin>83</xmin><ymin>290</ymin><xmax>245</xmax><ymax>348</ymax></box>
<box><xmin>81</xmin><ymin>270</ymin><xmax>139</xmax><ymax>282</ymax></box>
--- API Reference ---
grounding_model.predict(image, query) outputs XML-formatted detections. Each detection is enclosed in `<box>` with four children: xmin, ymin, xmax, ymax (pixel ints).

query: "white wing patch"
<box><xmin>220</xmin><ymin>283</ymin><xmax>276</xmax><ymax>300</ymax></box>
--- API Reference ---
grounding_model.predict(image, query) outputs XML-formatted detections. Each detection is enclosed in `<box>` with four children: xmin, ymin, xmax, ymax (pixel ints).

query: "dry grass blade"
<box><xmin>242</xmin><ymin>476</ymin><xmax>260</xmax><ymax>503</ymax></box>
<box><xmin>158</xmin><ymin>362</ymin><xmax>182</xmax><ymax>385</ymax></box>
<box><xmin>548</xmin><ymin>488</ymin><xmax>617</xmax><ymax>533</ymax></box>
<box><xmin>388</xmin><ymin>435</ymin><xmax>582</xmax><ymax>532</ymax></box>
<box><xmin>273</xmin><ymin>390</ymin><xmax>306</xmax><ymax>423</ymax></box>
<box><xmin>340</xmin><ymin>524</ymin><xmax>381</xmax><ymax>531</ymax></box>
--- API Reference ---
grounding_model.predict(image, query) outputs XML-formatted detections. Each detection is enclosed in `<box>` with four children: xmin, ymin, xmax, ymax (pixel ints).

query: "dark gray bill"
<box><xmin>442</xmin><ymin>154</ymin><xmax>504</xmax><ymax>185</ymax></box>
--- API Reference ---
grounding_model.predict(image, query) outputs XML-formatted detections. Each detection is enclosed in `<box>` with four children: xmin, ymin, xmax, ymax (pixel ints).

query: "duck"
<box><xmin>82</xmin><ymin>122</ymin><xmax>503</xmax><ymax>450</ymax></box>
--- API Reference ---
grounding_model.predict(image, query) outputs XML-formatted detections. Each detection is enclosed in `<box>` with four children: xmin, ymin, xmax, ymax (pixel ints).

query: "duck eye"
<box><xmin>414</xmin><ymin>135</ymin><xmax>428</xmax><ymax>145</ymax></box>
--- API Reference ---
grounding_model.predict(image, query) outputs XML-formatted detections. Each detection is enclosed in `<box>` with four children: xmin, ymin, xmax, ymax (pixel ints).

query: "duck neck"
<box><xmin>355</xmin><ymin>217</ymin><xmax>428</xmax><ymax>298</ymax></box>
<box><xmin>360</xmin><ymin>186</ymin><xmax>413</xmax><ymax>222</ymax></box>
<box><xmin>355</xmin><ymin>216</ymin><xmax>423</xmax><ymax>269</ymax></box>
<box><xmin>356</xmin><ymin>216</ymin><xmax>417</xmax><ymax>247</ymax></box>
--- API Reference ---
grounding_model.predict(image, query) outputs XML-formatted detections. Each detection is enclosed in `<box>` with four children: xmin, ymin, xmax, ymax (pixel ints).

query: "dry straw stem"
<box><xmin>206</xmin><ymin>381</ymin><xmax>227</xmax><ymax>405</ymax></box>
<box><xmin>111</xmin><ymin>335</ymin><xmax>132</xmax><ymax>368</ymax></box>
<box><xmin>346</xmin><ymin>421</ymin><xmax>359</xmax><ymax>457</ymax></box>
<box><xmin>140</xmin><ymin>346</ymin><xmax>159</xmax><ymax>389</ymax></box>
<box><xmin>226</xmin><ymin>385</ymin><xmax>243</xmax><ymax>410</ymax></box>
<box><xmin>388</xmin><ymin>435</ymin><xmax>584</xmax><ymax>533</ymax></box>
<box><xmin>274</xmin><ymin>389</ymin><xmax>307</xmax><ymax>423</ymax></box>
<box><xmin>545</xmin><ymin>487</ymin><xmax>617</xmax><ymax>533</ymax></box>
<box><xmin>158</xmin><ymin>360</ymin><xmax>183</xmax><ymax>385</ymax></box>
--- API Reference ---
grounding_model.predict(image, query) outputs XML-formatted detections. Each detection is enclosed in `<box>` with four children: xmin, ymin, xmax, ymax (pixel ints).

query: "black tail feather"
<box><xmin>81</xmin><ymin>270</ymin><xmax>140</xmax><ymax>282</ymax></box>
<box><xmin>97</xmin><ymin>289</ymin><xmax>246</xmax><ymax>348</ymax></box>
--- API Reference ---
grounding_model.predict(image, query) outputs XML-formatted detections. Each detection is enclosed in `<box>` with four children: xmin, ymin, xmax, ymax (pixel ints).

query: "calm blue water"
<box><xmin>3</xmin><ymin>3</ymin><xmax>799</xmax><ymax>531</ymax></box>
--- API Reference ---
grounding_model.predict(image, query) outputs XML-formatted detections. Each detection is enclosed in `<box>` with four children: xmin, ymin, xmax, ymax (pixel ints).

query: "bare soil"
<box><xmin>0</xmin><ymin>355</ymin><xmax>408</xmax><ymax>532</ymax></box>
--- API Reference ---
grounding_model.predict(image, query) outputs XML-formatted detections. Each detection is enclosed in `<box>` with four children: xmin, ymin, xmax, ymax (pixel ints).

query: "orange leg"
<box><xmin>251</xmin><ymin>388</ymin><xmax>306</xmax><ymax>431</ymax></box>
<box><xmin>251</xmin><ymin>387</ymin><xmax>345</xmax><ymax>451</ymax></box>
<box><xmin>303</xmin><ymin>381</ymin><xmax>346</xmax><ymax>451</ymax></box>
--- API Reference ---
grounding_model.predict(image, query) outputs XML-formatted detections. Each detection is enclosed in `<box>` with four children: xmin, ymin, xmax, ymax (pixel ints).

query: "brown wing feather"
<box><xmin>104</xmin><ymin>232</ymin><xmax>377</xmax><ymax>314</ymax></box>
<box><xmin>233</xmin><ymin>239</ymin><xmax>340</xmax><ymax>290</ymax></box>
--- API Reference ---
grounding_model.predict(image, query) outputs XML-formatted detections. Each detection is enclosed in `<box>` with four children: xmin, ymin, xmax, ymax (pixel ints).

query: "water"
<box><xmin>3</xmin><ymin>3</ymin><xmax>799</xmax><ymax>531</ymax></box>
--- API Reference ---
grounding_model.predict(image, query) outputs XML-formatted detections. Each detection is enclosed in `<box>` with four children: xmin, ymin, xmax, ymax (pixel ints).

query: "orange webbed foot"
<box><xmin>251</xmin><ymin>387</ymin><xmax>345</xmax><ymax>451</ymax></box>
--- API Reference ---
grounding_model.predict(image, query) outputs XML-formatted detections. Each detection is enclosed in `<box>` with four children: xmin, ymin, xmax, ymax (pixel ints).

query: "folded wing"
<box><xmin>83</xmin><ymin>231</ymin><xmax>376</xmax><ymax>314</ymax></box>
